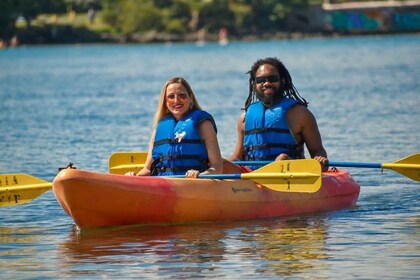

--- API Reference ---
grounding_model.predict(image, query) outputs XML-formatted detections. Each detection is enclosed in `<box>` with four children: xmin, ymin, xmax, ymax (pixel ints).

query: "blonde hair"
<box><xmin>153</xmin><ymin>77</ymin><xmax>202</xmax><ymax>127</ymax></box>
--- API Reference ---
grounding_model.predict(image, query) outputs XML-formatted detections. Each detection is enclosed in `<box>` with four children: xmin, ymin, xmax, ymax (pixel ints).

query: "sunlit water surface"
<box><xmin>1</xmin><ymin>34</ymin><xmax>419</xmax><ymax>279</ymax></box>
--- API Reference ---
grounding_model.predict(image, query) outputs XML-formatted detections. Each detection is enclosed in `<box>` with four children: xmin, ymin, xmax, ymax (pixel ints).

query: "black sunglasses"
<box><xmin>255</xmin><ymin>75</ymin><xmax>280</xmax><ymax>84</ymax></box>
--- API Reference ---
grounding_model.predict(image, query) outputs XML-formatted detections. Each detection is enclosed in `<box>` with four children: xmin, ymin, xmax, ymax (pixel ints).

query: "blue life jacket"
<box><xmin>152</xmin><ymin>110</ymin><xmax>217</xmax><ymax>176</ymax></box>
<box><xmin>243</xmin><ymin>98</ymin><xmax>303</xmax><ymax>169</ymax></box>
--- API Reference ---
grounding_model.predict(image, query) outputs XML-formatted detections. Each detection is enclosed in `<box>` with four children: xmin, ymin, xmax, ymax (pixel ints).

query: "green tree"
<box><xmin>229</xmin><ymin>0</ymin><xmax>253</xmax><ymax>34</ymax></box>
<box><xmin>200</xmin><ymin>0</ymin><xmax>235</xmax><ymax>32</ymax></box>
<box><xmin>161</xmin><ymin>1</ymin><xmax>191</xmax><ymax>34</ymax></box>
<box><xmin>0</xmin><ymin>0</ymin><xmax>66</xmax><ymax>39</ymax></box>
<box><xmin>117</xmin><ymin>0</ymin><xmax>163</xmax><ymax>35</ymax></box>
<box><xmin>101</xmin><ymin>0</ymin><xmax>119</xmax><ymax>28</ymax></box>
<box><xmin>0</xmin><ymin>0</ymin><xmax>15</xmax><ymax>38</ymax></box>
<box><xmin>15</xmin><ymin>0</ymin><xmax>66</xmax><ymax>27</ymax></box>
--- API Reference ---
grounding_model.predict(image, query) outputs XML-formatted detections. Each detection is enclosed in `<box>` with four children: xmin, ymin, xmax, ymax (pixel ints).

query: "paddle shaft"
<box><xmin>233</xmin><ymin>161</ymin><xmax>419</xmax><ymax>169</ymax></box>
<box><xmin>167</xmin><ymin>172</ymin><xmax>319</xmax><ymax>180</ymax></box>
<box><xmin>234</xmin><ymin>156</ymin><xmax>420</xmax><ymax>182</ymax></box>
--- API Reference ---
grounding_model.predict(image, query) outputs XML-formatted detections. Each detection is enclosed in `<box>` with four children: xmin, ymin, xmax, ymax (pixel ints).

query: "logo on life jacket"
<box><xmin>175</xmin><ymin>131</ymin><xmax>186</xmax><ymax>142</ymax></box>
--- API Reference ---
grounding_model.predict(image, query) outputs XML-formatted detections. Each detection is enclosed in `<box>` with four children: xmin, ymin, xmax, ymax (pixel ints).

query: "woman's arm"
<box><xmin>198</xmin><ymin>120</ymin><xmax>223</xmax><ymax>175</ymax></box>
<box><xmin>184</xmin><ymin>119</ymin><xmax>223</xmax><ymax>178</ymax></box>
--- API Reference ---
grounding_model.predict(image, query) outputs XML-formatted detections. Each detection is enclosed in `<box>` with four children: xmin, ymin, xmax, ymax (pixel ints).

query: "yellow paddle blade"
<box><xmin>0</xmin><ymin>174</ymin><xmax>52</xmax><ymax>207</ymax></box>
<box><xmin>108</xmin><ymin>152</ymin><xmax>147</xmax><ymax>174</ymax></box>
<box><xmin>244</xmin><ymin>159</ymin><xmax>322</xmax><ymax>193</ymax></box>
<box><xmin>382</xmin><ymin>153</ymin><xmax>420</xmax><ymax>182</ymax></box>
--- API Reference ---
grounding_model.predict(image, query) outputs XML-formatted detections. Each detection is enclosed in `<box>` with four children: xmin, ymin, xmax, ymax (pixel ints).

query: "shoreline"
<box><xmin>2</xmin><ymin>28</ymin><xmax>419</xmax><ymax>48</ymax></box>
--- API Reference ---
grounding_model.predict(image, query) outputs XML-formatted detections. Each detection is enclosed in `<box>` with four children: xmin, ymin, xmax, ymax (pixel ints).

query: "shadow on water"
<box><xmin>55</xmin><ymin>216</ymin><xmax>331</xmax><ymax>277</ymax></box>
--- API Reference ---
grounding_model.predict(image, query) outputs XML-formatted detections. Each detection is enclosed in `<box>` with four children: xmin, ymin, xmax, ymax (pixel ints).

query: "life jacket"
<box><xmin>243</xmin><ymin>98</ymin><xmax>303</xmax><ymax>169</ymax></box>
<box><xmin>152</xmin><ymin>109</ymin><xmax>217</xmax><ymax>176</ymax></box>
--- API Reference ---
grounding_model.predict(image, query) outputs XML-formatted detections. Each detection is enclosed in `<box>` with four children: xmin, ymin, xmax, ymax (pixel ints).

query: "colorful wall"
<box><xmin>323</xmin><ymin>7</ymin><xmax>420</xmax><ymax>32</ymax></box>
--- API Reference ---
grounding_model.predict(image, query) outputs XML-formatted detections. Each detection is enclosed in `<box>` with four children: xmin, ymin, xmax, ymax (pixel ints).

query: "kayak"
<box><xmin>53</xmin><ymin>168</ymin><xmax>360</xmax><ymax>229</ymax></box>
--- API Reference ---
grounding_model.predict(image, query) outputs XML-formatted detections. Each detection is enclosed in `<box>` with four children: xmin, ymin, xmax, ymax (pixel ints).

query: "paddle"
<box><xmin>0</xmin><ymin>173</ymin><xmax>52</xmax><ymax>207</ymax></box>
<box><xmin>108</xmin><ymin>151</ymin><xmax>147</xmax><ymax>174</ymax></box>
<box><xmin>235</xmin><ymin>153</ymin><xmax>420</xmax><ymax>182</ymax></box>
<box><xmin>0</xmin><ymin>159</ymin><xmax>322</xmax><ymax>207</ymax></box>
<box><xmin>108</xmin><ymin>152</ymin><xmax>419</xmax><ymax>181</ymax></box>
<box><xmin>165</xmin><ymin>159</ymin><xmax>322</xmax><ymax>193</ymax></box>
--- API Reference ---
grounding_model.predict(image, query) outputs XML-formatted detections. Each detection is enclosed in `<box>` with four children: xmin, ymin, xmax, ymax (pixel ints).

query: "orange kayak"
<box><xmin>53</xmin><ymin>168</ymin><xmax>360</xmax><ymax>229</ymax></box>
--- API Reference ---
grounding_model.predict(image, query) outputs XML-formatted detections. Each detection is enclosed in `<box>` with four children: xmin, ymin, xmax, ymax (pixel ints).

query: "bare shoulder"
<box><xmin>236</xmin><ymin>111</ymin><xmax>245</xmax><ymax>130</ymax></box>
<box><xmin>287</xmin><ymin>104</ymin><xmax>315</xmax><ymax>122</ymax></box>
<box><xmin>199</xmin><ymin>119</ymin><xmax>216</xmax><ymax>132</ymax></box>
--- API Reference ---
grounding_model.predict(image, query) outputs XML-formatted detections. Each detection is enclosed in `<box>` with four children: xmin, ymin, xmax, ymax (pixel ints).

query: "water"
<box><xmin>1</xmin><ymin>34</ymin><xmax>419</xmax><ymax>279</ymax></box>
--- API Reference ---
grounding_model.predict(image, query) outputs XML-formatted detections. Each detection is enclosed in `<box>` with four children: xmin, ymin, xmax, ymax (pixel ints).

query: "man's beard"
<box><xmin>256</xmin><ymin>87</ymin><xmax>283</xmax><ymax>106</ymax></box>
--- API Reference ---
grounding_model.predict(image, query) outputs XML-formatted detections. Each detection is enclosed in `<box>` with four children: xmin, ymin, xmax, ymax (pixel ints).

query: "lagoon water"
<box><xmin>0</xmin><ymin>34</ymin><xmax>419</xmax><ymax>279</ymax></box>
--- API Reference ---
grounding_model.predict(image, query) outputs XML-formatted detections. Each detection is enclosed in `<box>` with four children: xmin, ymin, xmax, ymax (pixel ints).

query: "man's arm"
<box><xmin>288</xmin><ymin>105</ymin><xmax>328</xmax><ymax>170</ymax></box>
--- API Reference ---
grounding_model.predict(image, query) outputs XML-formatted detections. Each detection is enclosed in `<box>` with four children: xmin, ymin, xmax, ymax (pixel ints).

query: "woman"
<box><xmin>127</xmin><ymin>77</ymin><xmax>223</xmax><ymax>178</ymax></box>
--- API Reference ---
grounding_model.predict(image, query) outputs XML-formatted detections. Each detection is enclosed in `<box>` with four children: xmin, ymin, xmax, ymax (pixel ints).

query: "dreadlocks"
<box><xmin>244</xmin><ymin>57</ymin><xmax>308</xmax><ymax>110</ymax></box>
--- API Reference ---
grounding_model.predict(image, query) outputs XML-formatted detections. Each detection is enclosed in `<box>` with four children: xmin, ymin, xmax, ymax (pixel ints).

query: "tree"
<box><xmin>200</xmin><ymin>0</ymin><xmax>235</xmax><ymax>32</ymax></box>
<box><xmin>117</xmin><ymin>0</ymin><xmax>164</xmax><ymax>35</ymax></box>
<box><xmin>0</xmin><ymin>0</ymin><xmax>66</xmax><ymax>39</ymax></box>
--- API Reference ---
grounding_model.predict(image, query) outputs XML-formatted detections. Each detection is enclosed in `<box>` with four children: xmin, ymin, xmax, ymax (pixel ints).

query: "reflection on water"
<box><xmin>0</xmin><ymin>226</ymin><xmax>59</xmax><ymax>277</ymax></box>
<box><xmin>56</xmin><ymin>216</ymin><xmax>329</xmax><ymax>277</ymax></box>
<box><xmin>249</xmin><ymin>218</ymin><xmax>329</xmax><ymax>276</ymax></box>
<box><xmin>57</xmin><ymin>223</ymin><xmax>230</xmax><ymax>277</ymax></box>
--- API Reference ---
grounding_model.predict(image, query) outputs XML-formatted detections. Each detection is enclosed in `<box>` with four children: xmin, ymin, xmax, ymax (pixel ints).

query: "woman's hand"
<box><xmin>125</xmin><ymin>171</ymin><xmax>137</xmax><ymax>176</ymax></box>
<box><xmin>185</xmin><ymin>169</ymin><xmax>200</xmax><ymax>178</ymax></box>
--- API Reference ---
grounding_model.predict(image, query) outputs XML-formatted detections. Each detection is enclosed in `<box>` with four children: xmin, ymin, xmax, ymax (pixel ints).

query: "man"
<box><xmin>228</xmin><ymin>57</ymin><xmax>328</xmax><ymax>171</ymax></box>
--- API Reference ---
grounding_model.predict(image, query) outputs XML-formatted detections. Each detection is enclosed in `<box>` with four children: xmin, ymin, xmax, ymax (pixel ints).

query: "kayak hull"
<box><xmin>53</xmin><ymin>169</ymin><xmax>360</xmax><ymax>228</ymax></box>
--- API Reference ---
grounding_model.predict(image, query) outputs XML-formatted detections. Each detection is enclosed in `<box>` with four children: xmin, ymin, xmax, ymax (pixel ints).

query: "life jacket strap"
<box><xmin>244</xmin><ymin>127</ymin><xmax>290</xmax><ymax>135</ymax></box>
<box><xmin>154</xmin><ymin>138</ymin><xmax>203</xmax><ymax>146</ymax></box>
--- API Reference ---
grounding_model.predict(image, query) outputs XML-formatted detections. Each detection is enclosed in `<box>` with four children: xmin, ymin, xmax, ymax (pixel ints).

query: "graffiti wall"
<box><xmin>324</xmin><ymin>8</ymin><xmax>420</xmax><ymax>32</ymax></box>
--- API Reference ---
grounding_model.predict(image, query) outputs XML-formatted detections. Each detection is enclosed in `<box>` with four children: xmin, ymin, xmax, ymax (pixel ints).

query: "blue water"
<box><xmin>1</xmin><ymin>34</ymin><xmax>419</xmax><ymax>279</ymax></box>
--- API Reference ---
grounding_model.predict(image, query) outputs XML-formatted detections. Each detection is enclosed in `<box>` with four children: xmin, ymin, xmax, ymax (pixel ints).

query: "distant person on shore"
<box><xmin>218</xmin><ymin>27</ymin><xmax>229</xmax><ymax>45</ymax></box>
<box><xmin>0</xmin><ymin>39</ymin><xmax>6</xmax><ymax>48</ymax></box>
<box><xmin>126</xmin><ymin>77</ymin><xmax>223</xmax><ymax>178</ymax></box>
<box><xmin>88</xmin><ymin>7</ymin><xmax>96</xmax><ymax>24</ymax></box>
<box><xmin>10</xmin><ymin>35</ymin><xmax>19</xmax><ymax>48</ymax></box>
<box><xmin>196</xmin><ymin>28</ymin><xmax>206</xmax><ymax>45</ymax></box>
<box><xmin>227</xmin><ymin>57</ymin><xmax>328</xmax><ymax>171</ymax></box>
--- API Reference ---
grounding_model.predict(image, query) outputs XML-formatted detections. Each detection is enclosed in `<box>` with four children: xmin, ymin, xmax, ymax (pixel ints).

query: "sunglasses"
<box><xmin>255</xmin><ymin>75</ymin><xmax>280</xmax><ymax>84</ymax></box>
<box><xmin>166</xmin><ymin>93</ymin><xmax>188</xmax><ymax>101</ymax></box>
